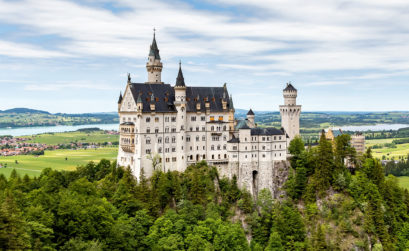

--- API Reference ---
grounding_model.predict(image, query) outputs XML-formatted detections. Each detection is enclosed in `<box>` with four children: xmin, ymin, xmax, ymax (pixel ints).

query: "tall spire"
<box><xmin>175</xmin><ymin>60</ymin><xmax>185</xmax><ymax>87</ymax></box>
<box><xmin>229</xmin><ymin>95</ymin><xmax>234</xmax><ymax>110</ymax></box>
<box><xmin>146</xmin><ymin>28</ymin><xmax>163</xmax><ymax>84</ymax></box>
<box><xmin>149</xmin><ymin>29</ymin><xmax>160</xmax><ymax>60</ymax></box>
<box><xmin>118</xmin><ymin>91</ymin><xmax>123</xmax><ymax>104</ymax></box>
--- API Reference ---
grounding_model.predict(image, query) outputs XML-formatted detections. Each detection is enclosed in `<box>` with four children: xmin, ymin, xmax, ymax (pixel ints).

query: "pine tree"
<box><xmin>312</xmin><ymin>224</ymin><xmax>327</xmax><ymax>250</ymax></box>
<box><xmin>314</xmin><ymin>132</ymin><xmax>334</xmax><ymax>196</ymax></box>
<box><xmin>265</xmin><ymin>231</ymin><xmax>284</xmax><ymax>251</ymax></box>
<box><xmin>0</xmin><ymin>192</ymin><xmax>30</xmax><ymax>250</ymax></box>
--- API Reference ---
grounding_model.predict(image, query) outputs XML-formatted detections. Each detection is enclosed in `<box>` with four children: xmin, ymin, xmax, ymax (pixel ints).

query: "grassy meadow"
<box><xmin>366</xmin><ymin>138</ymin><xmax>409</xmax><ymax>160</ymax></box>
<box><xmin>397</xmin><ymin>176</ymin><xmax>409</xmax><ymax>190</ymax></box>
<box><xmin>0</xmin><ymin>147</ymin><xmax>118</xmax><ymax>178</ymax></box>
<box><xmin>25</xmin><ymin>130</ymin><xmax>119</xmax><ymax>145</ymax></box>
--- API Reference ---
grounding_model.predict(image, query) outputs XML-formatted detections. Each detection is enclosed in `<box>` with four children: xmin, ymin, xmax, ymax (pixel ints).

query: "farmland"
<box><xmin>0</xmin><ymin>147</ymin><xmax>118</xmax><ymax>178</ymax></box>
<box><xmin>25</xmin><ymin>130</ymin><xmax>119</xmax><ymax>145</ymax></box>
<box><xmin>366</xmin><ymin>138</ymin><xmax>409</xmax><ymax>160</ymax></box>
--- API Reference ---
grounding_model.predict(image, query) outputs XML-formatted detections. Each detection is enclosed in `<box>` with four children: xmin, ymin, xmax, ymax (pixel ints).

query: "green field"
<box><xmin>25</xmin><ymin>130</ymin><xmax>119</xmax><ymax>145</ymax></box>
<box><xmin>397</xmin><ymin>176</ymin><xmax>409</xmax><ymax>190</ymax></box>
<box><xmin>0</xmin><ymin>147</ymin><xmax>118</xmax><ymax>178</ymax></box>
<box><xmin>366</xmin><ymin>138</ymin><xmax>409</xmax><ymax>160</ymax></box>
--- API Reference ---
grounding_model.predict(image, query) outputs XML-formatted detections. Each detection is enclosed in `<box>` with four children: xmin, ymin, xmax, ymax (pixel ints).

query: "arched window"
<box><xmin>158</xmin><ymin>137</ymin><xmax>162</xmax><ymax>143</ymax></box>
<box><xmin>172</xmin><ymin>136</ymin><xmax>176</xmax><ymax>143</ymax></box>
<box><xmin>211</xmin><ymin>126</ymin><xmax>214</xmax><ymax>131</ymax></box>
<box><xmin>211</xmin><ymin>145</ymin><xmax>215</xmax><ymax>150</ymax></box>
<box><xmin>165</xmin><ymin>137</ymin><xmax>169</xmax><ymax>143</ymax></box>
<box><xmin>146</xmin><ymin>137</ymin><xmax>151</xmax><ymax>144</ymax></box>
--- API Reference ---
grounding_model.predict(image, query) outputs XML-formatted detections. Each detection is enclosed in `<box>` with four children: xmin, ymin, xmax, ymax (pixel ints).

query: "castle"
<box><xmin>117</xmin><ymin>33</ymin><xmax>301</xmax><ymax>197</ymax></box>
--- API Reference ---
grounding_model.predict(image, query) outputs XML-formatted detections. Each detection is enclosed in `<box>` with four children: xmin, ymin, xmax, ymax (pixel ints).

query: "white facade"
<box><xmin>117</xmin><ymin>34</ymin><xmax>301</xmax><ymax>198</ymax></box>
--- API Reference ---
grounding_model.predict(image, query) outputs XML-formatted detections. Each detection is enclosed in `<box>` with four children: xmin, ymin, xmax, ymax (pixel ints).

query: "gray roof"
<box><xmin>130</xmin><ymin>83</ymin><xmax>177</xmax><ymax>113</ymax></box>
<box><xmin>284</xmin><ymin>83</ymin><xmax>297</xmax><ymax>92</ymax></box>
<box><xmin>228</xmin><ymin>135</ymin><xmax>240</xmax><ymax>143</ymax></box>
<box><xmin>235</xmin><ymin>120</ymin><xmax>250</xmax><ymax>130</ymax></box>
<box><xmin>175</xmin><ymin>62</ymin><xmax>185</xmax><ymax>87</ymax></box>
<box><xmin>250</xmin><ymin>127</ymin><xmax>284</xmax><ymax>136</ymax></box>
<box><xmin>149</xmin><ymin>33</ymin><xmax>161</xmax><ymax>60</ymax></box>
<box><xmin>185</xmin><ymin>86</ymin><xmax>231</xmax><ymax>113</ymax></box>
<box><xmin>247</xmin><ymin>109</ymin><xmax>254</xmax><ymax>115</ymax></box>
<box><xmin>120</xmin><ymin>122</ymin><xmax>134</xmax><ymax>125</ymax></box>
<box><xmin>128</xmin><ymin>83</ymin><xmax>233</xmax><ymax>113</ymax></box>
<box><xmin>118</xmin><ymin>92</ymin><xmax>123</xmax><ymax>104</ymax></box>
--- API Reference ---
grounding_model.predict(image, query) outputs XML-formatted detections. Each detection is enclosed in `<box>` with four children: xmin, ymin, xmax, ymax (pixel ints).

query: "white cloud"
<box><xmin>0</xmin><ymin>40</ymin><xmax>71</xmax><ymax>58</ymax></box>
<box><xmin>24</xmin><ymin>81</ymin><xmax>115</xmax><ymax>91</ymax></box>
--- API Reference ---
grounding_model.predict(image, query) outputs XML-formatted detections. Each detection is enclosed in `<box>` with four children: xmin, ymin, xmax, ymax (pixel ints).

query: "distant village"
<box><xmin>0</xmin><ymin>130</ymin><xmax>119</xmax><ymax>157</ymax></box>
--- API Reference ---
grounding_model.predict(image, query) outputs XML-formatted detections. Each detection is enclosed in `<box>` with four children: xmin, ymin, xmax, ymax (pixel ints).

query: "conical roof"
<box><xmin>149</xmin><ymin>32</ymin><xmax>161</xmax><ymax>60</ymax></box>
<box><xmin>118</xmin><ymin>92</ymin><xmax>123</xmax><ymax>104</ymax></box>
<box><xmin>247</xmin><ymin>109</ymin><xmax>255</xmax><ymax>116</ymax></box>
<box><xmin>175</xmin><ymin>61</ymin><xmax>185</xmax><ymax>87</ymax></box>
<box><xmin>284</xmin><ymin>82</ymin><xmax>297</xmax><ymax>92</ymax></box>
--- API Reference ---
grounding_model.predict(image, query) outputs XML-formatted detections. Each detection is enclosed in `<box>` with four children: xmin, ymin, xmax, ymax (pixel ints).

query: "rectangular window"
<box><xmin>171</xmin><ymin>117</ymin><xmax>176</xmax><ymax>122</ymax></box>
<box><xmin>155</xmin><ymin>117</ymin><xmax>159</xmax><ymax>122</ymax></box>
<box><xmin>146</xmin><ymin>149</ymin><xmax>151</xmax><ymax>154</ymax></box>
<box><xmin>146</xmin><ymin>117</ymin><xmax>150</xmax><ymax>123</ymax></box>
<box><xmin>218</xmin><ymin>116</ymin><xmax>223</xmax><ymax>121</ymax></box>
<box><xmin>191</xmin><ymin>116</ymin><xmax>196</xmax><ymax>121</ymax></box>
<box><xmin>165</xmin><ymin>117</ymin><xmax>169</xmax><ymax>122</ymax></box>
<box><xmin>201</xmin><ymin>116</ymin><xmax>206</xmax><ymax>121</ymax></box>
<box><xmin>210</xmin><ymin>116</ymin><xmax>214</xmax><ymax>121</ymax></box>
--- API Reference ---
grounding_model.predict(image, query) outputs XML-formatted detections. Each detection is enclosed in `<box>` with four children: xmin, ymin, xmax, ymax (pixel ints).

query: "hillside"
<box><xmin>0</xmin><ymin>108</ymin><xmax>118</xmax><ymax>128</ymax></box>
<box><xmin>0</xmin><ymin>108</ymin><xmax>50</xmax><ymax>114</ymax></box>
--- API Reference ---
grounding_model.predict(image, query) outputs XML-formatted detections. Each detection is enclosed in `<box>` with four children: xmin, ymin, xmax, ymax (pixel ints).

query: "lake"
<box><xmin>334</xmin><ymin>124</ymin><xmax>409</xmax><ymax>132</ymax></box>
<box><xmin>0</xmin><ymin>124</ymin><xmax>118</xmax><ymax>137</ymax></box>
<box><xmin>1</xmin><ymin>123</ymin><xmax>409</xmax><ymax>137</ymax></box>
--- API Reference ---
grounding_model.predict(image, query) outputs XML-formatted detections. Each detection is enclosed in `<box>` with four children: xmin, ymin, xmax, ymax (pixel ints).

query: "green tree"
<box><xmin>313</xmin><ymin>132</ymin><xmax>334</xmax><ymax>196</ymax></box>
<box><xmin>0</xmin><ymin>192</ymin><xmax>31</xmax><ymax>250</ymax></box>
<box><xmin>265</xmin><ymin>231</ymin><xmax>284</xmax><ymax>251</ymax></box>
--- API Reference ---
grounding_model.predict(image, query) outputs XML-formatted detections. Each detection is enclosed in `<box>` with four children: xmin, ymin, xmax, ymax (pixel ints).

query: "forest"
<box><xmin>1</xmin><ymin>133</ymin><xmax>409</xmax><ymax>250</ymax></box>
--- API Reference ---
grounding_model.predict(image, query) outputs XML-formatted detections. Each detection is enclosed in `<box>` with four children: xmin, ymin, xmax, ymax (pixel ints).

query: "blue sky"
<box><xmin>0</xmin><ymin>0</ymin><xmax>409</xmax><ymax>113</ymax></box>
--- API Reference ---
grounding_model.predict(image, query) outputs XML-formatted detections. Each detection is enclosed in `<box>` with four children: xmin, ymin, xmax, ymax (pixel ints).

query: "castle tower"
<box><xmin>174</xmin><ymin>61</ymin><xmax>187</xmax><ymax>172</ymax></box>
<box><xmin>146</xmin><ymin>31</ymin><xmax>163</xmax><ymax>84</ymax></box>
<box><xmin>246</xmin><ymin>109</ymin><xmax>255</xmax><ymax>128</ymax></box>
<box><xmin>279</xmin><ymin>83</ymin><xmax>301</xmax><ymax>141</ymax></box>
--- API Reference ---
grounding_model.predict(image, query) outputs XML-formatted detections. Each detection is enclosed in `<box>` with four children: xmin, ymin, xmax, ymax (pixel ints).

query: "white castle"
<box><xmin>117</xmin><ymin>33</ymin><xmax>301</xmax><ymax>197</ymax></box>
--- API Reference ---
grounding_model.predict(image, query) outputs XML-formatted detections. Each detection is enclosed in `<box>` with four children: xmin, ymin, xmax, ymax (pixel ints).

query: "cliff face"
<box><xmin>223</xmin><ymin>160</ymin><xmax>291</xmax><ymax>199</ymax></box>
<box><xmin>271</xmin><ymin>160</ymin><xmax>290</xmax><ymax>199</ymax></box>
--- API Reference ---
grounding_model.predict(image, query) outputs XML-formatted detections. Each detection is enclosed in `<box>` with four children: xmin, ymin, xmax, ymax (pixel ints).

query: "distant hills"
<box><xmin>0</xmin><ymin>108</ymin><xmax>119</xmax><ymax>128</ymax></box>
<box><xmin>0</xmin><ymin>108</ymin><xmax>50</xmax><ymax>114</ymax></box>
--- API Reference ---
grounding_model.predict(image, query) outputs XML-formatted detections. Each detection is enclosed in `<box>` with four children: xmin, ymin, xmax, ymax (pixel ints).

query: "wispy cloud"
<box><xmin>1</xmin><ymin>0</ymin><xmax>409</xmax><ymax>111</ymax></box>
<box><xmin>24</xmin><ymin>81</ymin><xmax>115</xmax><ymax>91</ymax></box>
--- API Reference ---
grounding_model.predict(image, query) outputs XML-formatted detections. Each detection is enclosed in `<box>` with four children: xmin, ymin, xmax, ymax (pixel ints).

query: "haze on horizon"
<box><xmin>0</xmin><ymin>0</ymin><xmax>408</xmax><ymax>113</ymax></box>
